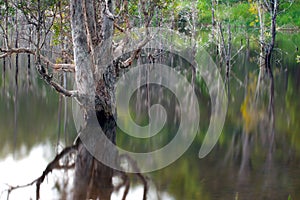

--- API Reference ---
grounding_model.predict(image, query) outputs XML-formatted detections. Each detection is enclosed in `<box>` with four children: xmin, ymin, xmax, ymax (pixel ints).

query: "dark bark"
<box><xmin>73</xmin><ymin>99</ymin><xmax>116</xmax><ymax>200</ymax></box>
<box><xmin>258</xmin><ymin>0</ymin><xmax>278</xmax><ymax>77</ymax></box>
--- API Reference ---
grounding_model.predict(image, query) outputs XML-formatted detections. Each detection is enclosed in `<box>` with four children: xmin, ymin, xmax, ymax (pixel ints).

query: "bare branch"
<box><xmin>105</xmin><ymin>0</ymin><xmax>115</xmax><ymax>20</ymax></box>
<box><xmin>230</xmin><ymin>45</ymin><xmax>245</xmax><ymax>61</ymax></box>
<box><xmin>0</xmin><ymin>48</ymin><xmax>75</xmax><ymax>72</ymax></box>
<box><xmin>118</xmin><ymin>33</ymin><xmax>154</xmax><ymax>69</ymax></box>
<box><xmin>40</xmin><ymin>54</ymin><xmax>75</xmax><ymax>72</ymax></box>
<box><xmin>114</xmin><ymin>22</ymin><xmax>125</xmax><ymax>33</ymax></box>
<box><xmin>36</xmin><ymin>64</ymin><xmax>78</xmax><ymax>97</ymax></box>
<box><xmin>49</xmin><ymin>79</ymin><xmax>78</xmax><ymax>97</ymax></box>
<box><xmin>40</xmin><ymin>5</ymin><xmax>59</xmax><ymax>49</ymax></box>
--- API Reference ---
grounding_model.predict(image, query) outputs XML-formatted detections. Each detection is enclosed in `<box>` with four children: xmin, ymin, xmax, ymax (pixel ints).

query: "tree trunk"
<box><xmin>211</xmin><ymin>0</ymin><xmax>216</xmax><ymax>40</ymax></box>
<box><xmin>258</xmin><ymin>0</ymin><xmax>265</xmax><ymax>71</ymax></box>
<box><xmin>258</xmin><ymin>0</ymin><xmax>278</xmax><ymax>77</ymax></box>
<box><xmin>265</xmin><ymin>0</ymin><xmax>278</xmax><ymax>77</ymax></box>
<box><xmin>70</xmin><ymin>0</ymin><xmax>116</xmax><ymax>199</ymax></box>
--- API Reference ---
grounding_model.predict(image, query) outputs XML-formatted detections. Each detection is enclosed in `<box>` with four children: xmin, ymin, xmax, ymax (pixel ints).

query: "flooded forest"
<box><xmin>0</xmin><ymin>0</ymin><xmax>300</xmax><ymax>200</ymax></box>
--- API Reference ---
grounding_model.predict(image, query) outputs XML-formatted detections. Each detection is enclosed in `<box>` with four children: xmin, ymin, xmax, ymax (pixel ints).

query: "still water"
<box><xmin>0</xmin><ymin>32</ymin><xmax>300</xmax><ymax>200</ymax></box>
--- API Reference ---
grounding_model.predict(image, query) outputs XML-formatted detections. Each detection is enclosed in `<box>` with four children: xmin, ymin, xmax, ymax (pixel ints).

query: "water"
<box><xmin>0</xmin><ymin>32</ymin><xmax>300</xmax><ymax>200</ymax></box>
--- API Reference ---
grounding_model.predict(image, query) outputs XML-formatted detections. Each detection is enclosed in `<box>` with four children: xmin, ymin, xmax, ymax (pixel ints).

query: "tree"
<box><xmin>256</xmin><ymin>0</ymin><xmax>295</xmax><ymax>75</ymax></box>
<box><xmin>1</xmin><ymin>0</ymin><xmax>156</xmax><ymax>199</ymax></box>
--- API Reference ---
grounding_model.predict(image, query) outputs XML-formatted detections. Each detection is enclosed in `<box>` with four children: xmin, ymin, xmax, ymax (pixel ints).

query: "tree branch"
<box><xmin>113</xmin><ymin>0</ymin><xmax>159</xmax><ymax>69</ymax></box>
<box><xmin>114</xmin><ymin>22</ymin><xmax>125</xmax><ymax>33</ymax></box>
<box><xmin>36</xmin><ymin>64</ymin><xmax>78</xmax><ymax>97</ymax></box>
<box><xmin>0</xmin><ymin>48</ymin><xmax>75</xmax><ymax>72</ymax></box>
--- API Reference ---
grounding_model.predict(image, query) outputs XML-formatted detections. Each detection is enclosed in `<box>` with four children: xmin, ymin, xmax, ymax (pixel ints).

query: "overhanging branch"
<box><xmin>0</xmin><ymin>47</ymin><xmax>75</xmax><ymax>72</ymax></box>
<box><xmin>36</xmin><ymin>64</ymin><xmax>78</xmax><ymax>97</ymax></box>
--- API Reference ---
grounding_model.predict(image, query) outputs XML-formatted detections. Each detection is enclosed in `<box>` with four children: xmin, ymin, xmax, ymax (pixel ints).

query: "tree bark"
<box><xmin>70</xmin><ymin>0</ymin><xmax>116</xmax><ymax>199</ymax></box>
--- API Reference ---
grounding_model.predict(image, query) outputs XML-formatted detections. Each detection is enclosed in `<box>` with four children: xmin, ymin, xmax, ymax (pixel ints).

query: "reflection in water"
<box><xmin>1</xmin><ymin>34</ymin><xmax>300</xmax><ymax>199</ymax></box>
<box><xmin>236</xmin><ymin>69</ymin><xmax>278</xmax><ymax>199</ymax></box>
<box><xmin>13</xmin><ymin>54</ymin><xmax>19</xmax><ymax>154</ymax></box>
<box><xmin>1</xmin><ymin>58</ymin><xmax>6</xmax><ymax>96</ymax></box>
<box><xmin>0</xmin><ymin>144</ymin><xmax>62</xmax><ymax>200</ymax></box>
<box><xmin>0</xmin><ymin>144</ymin><xmax>170</xmax><ymax>200</ymax></box>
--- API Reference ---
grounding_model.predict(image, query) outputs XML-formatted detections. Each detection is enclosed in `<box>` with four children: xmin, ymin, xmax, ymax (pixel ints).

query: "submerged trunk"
<box><xmin>70</xmin><ymin>0</ymin><xmax>116</xmax><ymax>199</ymax></box>
<box><xmin>73</xmin><ymin>111</ymin><xmax>116</xmax><ymax>199</ymax></box>
<box><xmin>258</xmin><ymin>0</ymin><xmax>278</xmax><ymax>77</ymax></box>
<box><xmin>265</xmin><ymin>0</ymin><xmax>278</xmax><ymax>78</ymax></box>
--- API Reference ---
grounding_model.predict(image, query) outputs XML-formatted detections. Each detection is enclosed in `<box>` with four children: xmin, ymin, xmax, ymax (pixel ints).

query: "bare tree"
<box><xmin>257</xmin><ymin>0</ymin><xmax>280</xmax><ymax>77</ymax></box>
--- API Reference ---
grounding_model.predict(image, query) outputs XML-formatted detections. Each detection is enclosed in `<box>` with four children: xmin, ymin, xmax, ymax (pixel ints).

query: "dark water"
<box><xmin>0</xmin><ymin>32</ymin><xmax>300</xmax><ymax>200</ymax></box>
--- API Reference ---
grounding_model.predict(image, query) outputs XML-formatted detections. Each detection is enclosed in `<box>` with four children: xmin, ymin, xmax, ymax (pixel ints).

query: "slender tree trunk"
<box><xmin>265</xmin><ymin>0</ymin><xmax>278</xmax><ymax>78</ymax></box>
<box><xmin>225</xmin><ymin>24</ymin><xmax>231</xmax><ymax>74</ymax></box>
<box><xmin>258</xmin><ymin>1</ymin><xmax>265</xmax><ymax>71</ymax></box>
<box><xmin>15</xmin><ymin>6</ymin><xmax>19</xmax><ymax>86</ymax></box>
<box><xmin>2</xmin><ymin>36</ymin><xmax>6</xmax><ymax>93</ymax></box>
<box><xmin>258</xmin><ymin>0</ymin><xmax>278</xmax><ymax>77</ymax></box>
<box><xmin>226</xmin><ymin>23</ymin><xmax>231</xmax><ymax>96</ymax></box>
<box><xmin>4</xmin><ymin>0</ymin><xmax>9</xmax><ymax>49</ymax></box>
<box><xmin>27</xmin><ymin>39</ymin><xmax>31</xmax><ymax>88</ymax></box>
<box><xmin>211</xmin><ymin>0</ymin><xmax>216</xmax><ymax>40</ymax></box>
<box><xmin>239</xmin><ymin>132</ymin><xmax>252</xmax><ymax>177</ymax></box>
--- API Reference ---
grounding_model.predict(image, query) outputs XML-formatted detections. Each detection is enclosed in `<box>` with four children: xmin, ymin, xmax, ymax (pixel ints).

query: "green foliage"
<box><xmin>297</xmin><ymin>55</ymin><xmax>300</xmax><ymax>63</ymax></box>
<box><xmin>230</xmin><ymin>3</ymin><xmax>257</xmax><ymax>27</ymax></box>
<box><xmin>0</xmin><ymin>0</ymin><xmax>16</xmax><ymax>18</ymax></box>
<box><xmin>162</xmin><ymin>0</ymin><xmax>289</xmax><ymax>29</ymax></box>
<box><xmin>197</xmin><ymin>0</ymin><xmax>211</xmax><ymax>24</ymax></box>
<box><xmin>128</xmin><ymin>0</ymin><xmax>139</xmax><ymax>16</ymax></box>
<box><xmin>277</xmin><ymin>1</ymin><xmax>300</xmax><ymax>27</ymax></box>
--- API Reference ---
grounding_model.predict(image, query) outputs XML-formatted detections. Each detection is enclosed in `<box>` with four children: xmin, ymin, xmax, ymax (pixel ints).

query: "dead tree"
<box><xmin>257</xmin><ymin>0</ymin><xmax>279</xmax><ymax>78</ymax></box>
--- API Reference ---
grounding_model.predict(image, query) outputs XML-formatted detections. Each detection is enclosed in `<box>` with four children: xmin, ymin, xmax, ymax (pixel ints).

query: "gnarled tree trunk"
<box><xmin>70</xmin><ymin>0</ymin><xmax>116</xmax><ymax>199</ymax></box>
